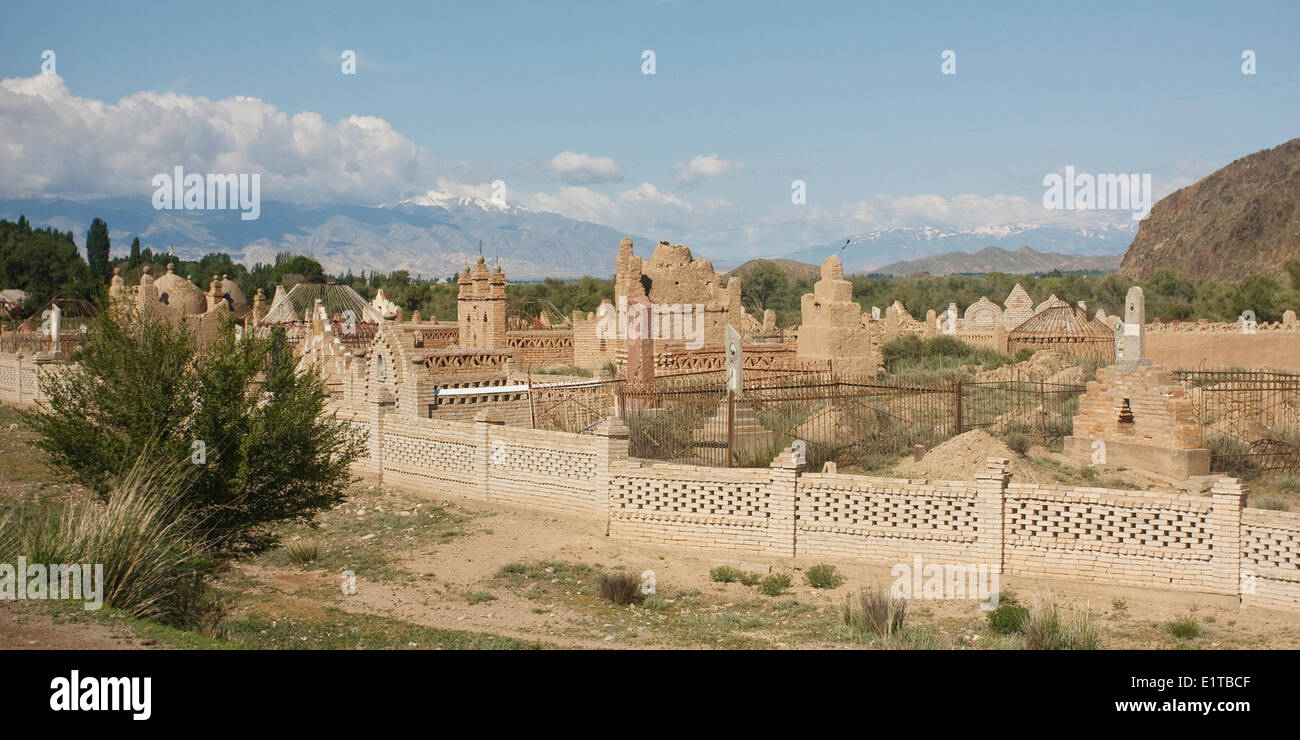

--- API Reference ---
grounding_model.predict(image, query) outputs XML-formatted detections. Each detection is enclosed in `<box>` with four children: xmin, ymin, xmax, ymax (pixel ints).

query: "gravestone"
<box><xmin>1118</xmin><ymin>286</ymin><xmax>1150</xmax><ymax>367</ymax></box>
<box><xmin>725</xmin><ymin>324</ymin><xmax>743</xmax><ymax>399</ymax></box>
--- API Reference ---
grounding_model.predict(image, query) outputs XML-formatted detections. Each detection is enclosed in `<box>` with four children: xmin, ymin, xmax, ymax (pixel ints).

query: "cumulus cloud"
<box><xmin>543</xmin><ymin>150</ymin><xmax>623</xmax><ymax>185</ymax></box>
<box><xmin>673</xmin><ymin>154</ymin><xmax>743</xmax><ymax>184</ymax></box>
<box><xmin>0</xmin><ymin>73</ymin><xmax>445</xmax><ymax>204</ymax></box>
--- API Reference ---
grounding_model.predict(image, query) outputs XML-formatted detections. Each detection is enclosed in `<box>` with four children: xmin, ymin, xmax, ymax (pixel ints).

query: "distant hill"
<box><xmin>0</xmin><ymin>195</ymin><xmax>643</xmax><ymax>281</ymax></box>
<box><xmin>875</xmin><ymin>246</ymin><xmax>1122</xmax><ymax>276</ymax></box>
<box><xmin>1120</xmin><ymin>139</ymin><xmax>1300</xmax><ymax>282</ymax></box>
<box><xmin>725</xmin><ymin>258</ymin><xmax>821</xmax><ymax>283</ymax></box>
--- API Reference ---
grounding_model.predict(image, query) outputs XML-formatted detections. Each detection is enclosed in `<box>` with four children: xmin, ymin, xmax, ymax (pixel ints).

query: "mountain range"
<box><xmin>874</xmin><ymin>245</ymin><xmax>1122</xmax><ymax>276</ymax></box>
<box><xmin>0</xmin><ymin>195</ymin><xmax>638</xmax><ymax>281</ymax></box>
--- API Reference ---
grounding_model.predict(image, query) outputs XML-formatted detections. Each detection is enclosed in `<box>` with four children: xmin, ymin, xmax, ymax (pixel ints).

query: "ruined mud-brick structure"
<box><xmin>108</xmin><ymin>264</ymin><xmax>246</xmax><ymax>348</ymax></box>
<box><xmin>1064</xmin><ymin>287</ymin><xmax>1210</xmax><ymax>481</ymax></box>
<box><xmin>571</xmin><ymin>238</ymin><xmax>793</xmax><ymax>375</ymax></box>
<box><xmin>796</xmin><ymin>255</ymin><xmax>881</xmax><ymax>374</ymax></box>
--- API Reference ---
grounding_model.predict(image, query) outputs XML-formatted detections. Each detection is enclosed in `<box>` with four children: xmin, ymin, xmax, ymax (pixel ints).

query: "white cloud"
<box><xmin>673</xmin><ymin>154</ymin><xmax>743</xmax><ymax>184</ymax></box>
<box><xmin>543</xmin><ymin>150</ymin><xmax>623</xmax><ymax>185</ymax></box>
<box><xmin>0</xmin><ymin>73</ymin><xmax>445</xmax><ymax>204</ymax></box>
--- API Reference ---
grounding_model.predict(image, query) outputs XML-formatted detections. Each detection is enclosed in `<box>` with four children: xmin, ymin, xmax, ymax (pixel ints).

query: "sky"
<box><xmin>2</xmin><ymin>0</ymin><xmax>1298</xmax><ymax>266</ymax></box>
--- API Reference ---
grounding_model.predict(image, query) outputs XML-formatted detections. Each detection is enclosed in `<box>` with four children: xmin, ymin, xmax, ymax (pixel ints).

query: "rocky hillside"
<box><xmin>876</xmin><ymin>246</ymin><xmax>1121</xmax><ymax>276</ymax></box>
<box><xmin>1120</xmin><ymin>139</ymin><xmax>1300</xmax><ymax>282</ymax></box>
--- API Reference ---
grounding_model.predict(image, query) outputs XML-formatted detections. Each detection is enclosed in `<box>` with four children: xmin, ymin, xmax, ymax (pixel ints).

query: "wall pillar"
<box><xmin>592</xmin><ymin>416</ymin><xmax>630</xmax><ymax>532</ymax></box>
<box><xmin>974</xmin><ymin>457</ymin><xmax>1010</xmax><ymax>573</ymax></box>
<box><xmin>1209</xmin><ymin>477</ymin><xmax>1247</xmax><ymax>597</ymax></box>
<box><xmin>764</xmin><ymin>445</ymin><xmax>804</xmax><ymax>557</ymax></box>
<box><xmin>475</xmin><ymin>411</ymin><xmax>505</xmax><ymax>501</ymax></box>
<box><xmin>368</xmin><ymin>394</ymin><xmax>385</xmax><ymax>483</ymax></box>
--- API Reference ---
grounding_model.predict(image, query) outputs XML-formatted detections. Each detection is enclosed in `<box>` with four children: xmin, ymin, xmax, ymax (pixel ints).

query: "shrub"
<box><xmin>1163</xmin><ymin>616</ymin><xmax>1203</xmax><ymax>640</ymax></box>
<box><xmin>804</xmin><ymin>564</ymin><xmax>845</xmax><ymax>589</ymax></box>
<box><xmin>284</xmin><ymin>541</ymin><xmax>319</xmax><ymax>566</ymax></box>
<box><xmin>597</xmin><ymin>572</ymin><xmax>644</xmax><ymax>606</ymax></box>
<box><xmin>0</xmin><ymin>461</ymin><xmax>212</xmax><ymax>626</ymax></box>
<box><xmin>738</xmin><ymin>571</ymin><xmax>763</xmax><ymax>587</ymax></box>
<box><xmin>758</xmin><ymin>573</ymin><xmax>792</xmax><ymax>596</ymax></box>
<box><xmin>1023</xmin><ymin>601</ymin><xmax>1100</xmax><ymax>650</ymax></box>
<box><xmin>26</xmin><ymin>306</ymin><xmax>366</xmax><ymax>557</ymax></box>
<box><xmin>1277</xmin><ymin>474</ymin><xmax>1300</xmax><ymax>493</ymax></box>
<box><xmin>467</xmin><ymin>592</ymin><xmax>497</xmax><ymax>605</ymax></box>
<box><xmin>1005</xmin><ymin>431</ymin><xmax>1032</xmax><ymax>457</ymax></box>
<box><xmin>986</xmin><ymin>604</ymin><xmax>1030</xmax><ymax>635</ymax></box>
<box><xmin>841</xmin><ymin>585</ymin><xmax>907</xmax><ymax>636</ymax></box>
<box><xmin>710</xmin><ymin>565</ymin><xmax>742</xmax><ymax>583</ymax></box>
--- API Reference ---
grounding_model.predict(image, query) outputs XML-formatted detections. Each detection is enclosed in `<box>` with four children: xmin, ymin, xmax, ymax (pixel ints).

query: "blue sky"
<box><xmin>2</xmin><ymin>0</ymin><xmax>1298</xmax><ymax>263</ymax></box>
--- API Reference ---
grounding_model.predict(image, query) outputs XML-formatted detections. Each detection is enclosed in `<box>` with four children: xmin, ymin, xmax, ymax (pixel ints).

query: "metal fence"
<box><xmin>617</xmin><ymin>376</ymin><xmax>1086</xmax><ymax>469</ymax></box>
<box><xmin>1174</xmin><ymin>369</ymin><xmax>1300</xmax><ymax>475</ymax></box>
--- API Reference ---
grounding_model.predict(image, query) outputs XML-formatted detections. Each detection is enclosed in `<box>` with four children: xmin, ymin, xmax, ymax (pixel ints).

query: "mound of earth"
<box><xmin>976</xmin><ymin>351</ymin><xmax>1076</xmax><ymax>383</ymax></box>
<box><xmin>891</xmin><ymin>429</ymin><xmax>1046</xmax><ymax>483</ymax></box>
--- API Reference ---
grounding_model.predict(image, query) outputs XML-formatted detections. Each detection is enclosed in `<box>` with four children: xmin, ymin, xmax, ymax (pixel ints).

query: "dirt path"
<box><xmin>0</xmin><ymin>601</ymin><xmax>158</xmax><ymax>650</ymax></box>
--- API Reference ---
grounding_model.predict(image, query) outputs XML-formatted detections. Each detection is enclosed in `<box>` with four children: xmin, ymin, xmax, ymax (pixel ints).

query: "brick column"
<box><xmin>474</xmin><ymin>411</ymin><xmax>505</xmax><ymax>501</ymax></box>
<box><xmin>973</xmin><ymin>457</ymin><xmax>1011</xmax><ymax>572</ymax></box>
<box><xmin>764</xmin><ymin>445</ymin><xmax>805</xmax><ymax>557</ymax></box>
<box><xmin>591</xmin><ymin>416</ymin><xmax>630</xmax><ymax>533</ymax></box>
<box><xmin>368</xmin><ymin>394</ymin><xmax>385</xmax><ymax>483</ymax></box>
<box><xmin>1208</xmin><ymin>477</ymin><xmax>1247</xmax><ymax>597</ymax></box>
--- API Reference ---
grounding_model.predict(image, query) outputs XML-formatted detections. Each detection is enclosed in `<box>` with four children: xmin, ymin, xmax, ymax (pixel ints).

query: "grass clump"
<box><xmin>738</xmin><ymin>571</ymin><xmax>763</xmax><ymax>587</ymax></box>
<box><xmin>986</xmin><ymin>604</ymin><xmax>1030</xmax><ymax>635</ymax></box>
<box><xmin>804</xmin><ymin>564</ymin><xmax>845</xmax><ymax>589</ymax></box>
<box><xmin>0</xmin><ymin>462</ymin><xmax>213</xmax><ymax>628</ymax></box>
<box><xmin>1163</xmin><ymin>616</ymin><xmax>1203</xmax><ymax>640</ymax></box>
<box><xmin>1023</xmin><ymin>600</ymin><xmax>1100</xmax><ymax>650</ymax></box>
<box><xmin>757</xmin><ymin>573</ymin><xmax>792</xmax><ymax>597</ymax></box>
<box><xmin>597</xmin><ymin>571</ymin><xmax>645</xmax><ymax>606</ymax></box>
<box><xmin>840</xmin><ymin>585</ymin><xmax>907</xmax><ymax>637</ymax></box>
<box><xmin>1254</xmin><ymin>497</ymin><xmax>1291</xmax><ymax>511</ymax></box>
<box><xmin>466</xmin><ymin>591</ymin><xmax>497</xmax><ymax>605</ymax></box>
<box><xmin>710</xmin><ymin>565</ymin><xmax>743</xmax><ymax>583</ymax></box>
<box><xmin>284</xmin><ymin>541</ymin><xmax>319</xmax><ymax>566</ymax></box>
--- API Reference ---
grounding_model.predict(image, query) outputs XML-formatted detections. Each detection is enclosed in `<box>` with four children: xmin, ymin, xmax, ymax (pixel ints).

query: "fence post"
<box><xmin>727</xmin><ymin>388</ymin><xmax>738</xmax><ymax>466</ymax></box>
<box><xmin>954</xmin><ymin>381</ymin><xmax>963</xmax><ymax>436</ymax></box>
<box><xmin>475</xmin><ymin>411</ymin><xmax>505</xmax><ymax>501</ymax></box>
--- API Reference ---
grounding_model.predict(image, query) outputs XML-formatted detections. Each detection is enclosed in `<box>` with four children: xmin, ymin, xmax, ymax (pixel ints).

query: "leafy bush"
<box><xmin>804</xmin><ymin>564</ymin><xmax>845</xmax><ymax>589</ymax></box>
<box><xmin>986</xmin><ymin>604</ymin><xmax>1030</xmax><ymax>635</ymax></box>
<box><xmin>1005</xmin><ymin>431</ymin><xmax>1031</xmax><ymax>457</ymax></box>
<box><xmin>738</xmin><ymin>571</ymin><xmax>762</xmax><ymax>587</ymax></box>
<box><xmin>840</xmin><ymin>585</ymin><xmax>907</xmax><ymax>636</ymax></box>
<box><xmin>1023</xmin><ymin>601</ymin><xmax>1100</xmax><ymax>650</ymax></box>
<box><xmin>710</xmin><ymin>565</ymin><xmax>742</xmax><ymax>583</ymax></box>
<box><xmin>597</xmin><ymin>572</ymin><xmax>644</xmax><ymax>606</ymax></box>
<box><xmin>26</xmin><ymin>306</ymin><xmax>366</xmax><ymax>557</ymax></box>
<box><xmin>758</xmin><ymin>573</ymin><xmax>792</xmax><ymax>596</ymax></box>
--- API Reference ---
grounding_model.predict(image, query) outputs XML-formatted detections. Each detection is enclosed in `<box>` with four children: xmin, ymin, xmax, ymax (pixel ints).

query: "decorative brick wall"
<box><xmin>1241</xmin><ymin>506</ymin><xmax>1300</xmax><ymax>611</ymax></box>
<box><xmin>0</xmin><ymin>352</ymin><xmax>52</xmax><ymax>407</ymax></box>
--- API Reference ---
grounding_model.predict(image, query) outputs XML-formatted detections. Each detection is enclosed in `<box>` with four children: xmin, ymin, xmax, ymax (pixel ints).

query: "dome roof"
<box><xmin>1009</xmin><ymin>298</ymin><xmax>1113</xmax><ymax>338</ymax></box>
<box><xmin>213</xmin><ymin>275</ymin><xmax>248</xmax><ymax>317</ymax></box>
<box><xmin>154</xmin><ymin>264</ymin><xmax>208</xmax><ymax>315</ymax></box>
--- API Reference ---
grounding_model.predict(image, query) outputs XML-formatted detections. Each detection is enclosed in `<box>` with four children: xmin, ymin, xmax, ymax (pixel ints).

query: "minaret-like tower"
<box><xmin>456</xmin><ymin>256</ymin><xmax>508</xmax><ymax>349</ymax></box>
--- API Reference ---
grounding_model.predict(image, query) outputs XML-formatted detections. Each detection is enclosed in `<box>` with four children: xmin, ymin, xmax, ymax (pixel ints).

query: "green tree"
<box><xmin>129</xmin><ymin>237</ymin><xmax>141</xmax><ymax>267</ymax></box>
<box><xmin>26</xmin><ymin>305</ymin><xmax>366</xmax><ymax>557</ymax></box>
<box><xmin>85</xmin><ymin>218</ymin><xmax>111</xmax><ymax>281</ymax></box>
<box><xmin>740</xmin><ymin>261</ymin><xmax>789</xmax><ymax>313</ymax></box>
